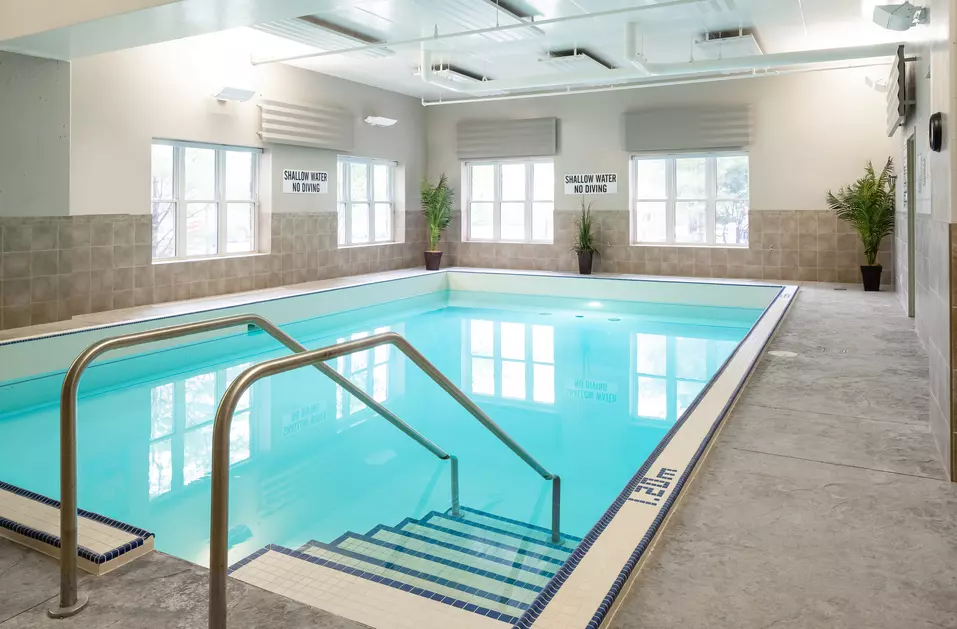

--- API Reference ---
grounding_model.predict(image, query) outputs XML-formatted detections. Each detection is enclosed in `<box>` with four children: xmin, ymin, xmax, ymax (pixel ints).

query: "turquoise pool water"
<box><xmin>0</xmin><ymin>290</ymin><xmax>762</xmax><ymax>566</ymax></box>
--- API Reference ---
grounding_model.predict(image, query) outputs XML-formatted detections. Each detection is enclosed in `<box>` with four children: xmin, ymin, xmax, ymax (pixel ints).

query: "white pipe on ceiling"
<box><xmin>420</xmin><ymin>48</ymin><xmax>469</xmax><ymax>92</ymax></box>
<box><xmin>420</xmin><ymin>58</ymin><xmax>893</xmax><ymax>106</ymax></box>
<box><xmin>251</xmin><ymin>0</ymin><xmax>705</xmax><ymax>65</ymax></box>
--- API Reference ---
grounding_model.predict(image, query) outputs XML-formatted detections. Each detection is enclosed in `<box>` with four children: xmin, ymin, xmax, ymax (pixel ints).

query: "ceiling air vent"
<box><xmin>694</xmin><ymin>29</ymin><xmax>762</xmax><ymax>60</ymax></box>
<box><xmin>540</xmin><ymin>48</ymin><xmax>614</xmax><ymax>72</ymax></box>
<box><xmin>251</xmin><ymin>16</ymin><xmax>394</xmax><ymax>58</ymax></box>
<box><xmin>429</xmin><ymin>64</ymin><xmax>488</xmax><ymax>84</ymax></box>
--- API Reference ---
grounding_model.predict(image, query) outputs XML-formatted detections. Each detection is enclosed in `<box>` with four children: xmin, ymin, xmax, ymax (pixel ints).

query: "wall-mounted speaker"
<box><xmin>930</xmin><ymin>112</ymin><xmax>943</xmax><ymax>152</ymax></box>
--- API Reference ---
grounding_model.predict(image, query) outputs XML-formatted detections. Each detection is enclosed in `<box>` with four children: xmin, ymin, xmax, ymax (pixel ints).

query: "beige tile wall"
<box><xmin>446</xmin><ymin>209</ymin><xmax>893</xmax><ymax>285</ymax></box>
<box><xmin>0</xmin><ymin>213</ymin><xmax>428</xmax><ymax>330</ymax></box>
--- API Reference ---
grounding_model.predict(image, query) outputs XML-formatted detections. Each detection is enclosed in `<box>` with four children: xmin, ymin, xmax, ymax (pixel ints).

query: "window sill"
<box><xmin>338</xmin><ymin>241</ymin><xmax>400</xmax><ymax>250</ymax></box>
<box><xmin>152</xmin><ymin>252</ymin><xmax>269</xmax><ymax>265</ymax></box>
<box><xmin>463</xmin><ymin>240</ymin><xmax>555</xmax><ymax>246</ymax></box>
<box><xmin>630</xmin><ymin>243</ymin><xmax>749</xmax><ymax>249</ymax></box>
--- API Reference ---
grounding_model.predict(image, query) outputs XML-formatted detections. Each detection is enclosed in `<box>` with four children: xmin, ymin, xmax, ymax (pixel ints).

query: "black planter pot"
<box><xmin>577</xmin><ymin>251</ymin><xmax>594</xmax><ymax>275</ymax></box>
<box><xmin>860</xmin><ymin>265</ymin><xmax>882</xmax><ymax>292</ymax></box>
<box><xmin>424</xmin><ymin>251</ymin><xmax>443</xmax><ymax>271</ymax></box>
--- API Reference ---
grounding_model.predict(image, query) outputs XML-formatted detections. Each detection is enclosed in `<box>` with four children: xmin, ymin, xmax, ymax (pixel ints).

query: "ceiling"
<box><xmin>0</xmin><ymin>0</ymin><xmax>914</xmax><ymax>100</ymax></box>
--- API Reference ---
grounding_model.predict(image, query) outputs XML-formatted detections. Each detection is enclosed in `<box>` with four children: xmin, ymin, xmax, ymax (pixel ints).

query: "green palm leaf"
<box><xmin>826</xmin><ymin>157</ymin><xmax>895</xmax><ymax>266</ymax></box>
<box><xmin>421</xmin><ymin>174</ymin><xmax>455</xmax><ymax>251</ymax></box>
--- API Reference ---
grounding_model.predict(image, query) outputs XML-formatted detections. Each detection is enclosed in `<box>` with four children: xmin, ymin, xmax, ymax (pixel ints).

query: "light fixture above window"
<box><xmin>364</xmin><ymin>116</ymin><xmax>398</xmax><ymax>127</ymax></box>
<box><xmin>214</xmin><ymin>86</ymin><xmax>256</xmax><ymax>102</ymax></box>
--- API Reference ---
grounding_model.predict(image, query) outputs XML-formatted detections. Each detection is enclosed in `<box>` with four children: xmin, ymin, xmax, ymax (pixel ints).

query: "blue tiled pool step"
<box><xmin>296</xmin><ymin>506</ymin><xmax>581</xmax><ymax>623</ymax></box>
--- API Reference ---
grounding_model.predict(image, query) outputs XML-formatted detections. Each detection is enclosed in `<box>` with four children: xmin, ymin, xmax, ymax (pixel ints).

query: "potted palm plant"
<box><xmin>421</xmin><ymin>174</ymin><xmax>454</xmax><ymax>271</ymax></box>
<box><xmin>573</xmin><ymin>198</ymin><xmax>599</xmax><ymax>275</ymax></box>
<box><xmin>826</xmin><ymin>158</ymin><xmax>895</xmax><ymax>291</ymax></box>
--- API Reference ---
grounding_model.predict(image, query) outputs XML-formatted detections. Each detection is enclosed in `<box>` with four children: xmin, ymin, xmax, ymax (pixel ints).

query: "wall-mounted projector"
<box><xmin>873</xmin><ymin>2</ymin><xmax>929</xmax><ymax>31</ymax></box>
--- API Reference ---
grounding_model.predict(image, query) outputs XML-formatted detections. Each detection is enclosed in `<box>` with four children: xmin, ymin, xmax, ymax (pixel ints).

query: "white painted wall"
<box><xmin>0</xmin><ymin>51</ymin><xmax>69</xmax><ymax>217</ymax></box>
<box><xmin>70</xmin><ymin>30</ymin><xmax>425</xmax><ymax>224</ymax></box>
<box><xmin>425</xmin><ymin>67</ymin><xmax>897</xmax><ymax>212</ymax></box>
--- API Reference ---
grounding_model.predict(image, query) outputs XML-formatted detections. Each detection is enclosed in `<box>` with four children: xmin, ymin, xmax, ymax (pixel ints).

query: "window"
<box><xmin>465</xmin><ymin>319</ymin><xmax>555</xmax><ymax>404</ymax></box>
<box><xmin>335</xmin><ymin>326</ymin><xmax>393</xmax><ymax>419</ymax></box>
<box><xmin>151</xmin><ymin>141</ymin><xmax>260</xmax><ymax>260</ymax></box>
<box><xmin>338</xmin><ymin>157</ymin><xmax>395</xmax><ymax>246</ymax></box>
<box><xmin>464</xmin><ymin>160</ymin><xmax>554</xmax><ymax>243</ymax></box>
<box><xmin>631</xmin><ymin>153</ymin><xmax>749</xmax><ymax>246</ymax></box>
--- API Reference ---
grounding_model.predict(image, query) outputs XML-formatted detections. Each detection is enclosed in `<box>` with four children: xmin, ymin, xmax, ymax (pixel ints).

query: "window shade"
<box><xmin>456</xmin><ymin>117</ymin><xmax>558</xmax><ymax>159</ymax></box>
<box><xmin>259</xmin><ymin>99</ymin><xmax>354</xmax><ymax>151</ymax></box>
<box><xmin>622</xmin><ymin>106</ymin><xmax>752</xmax><ymax>153</ymax></box>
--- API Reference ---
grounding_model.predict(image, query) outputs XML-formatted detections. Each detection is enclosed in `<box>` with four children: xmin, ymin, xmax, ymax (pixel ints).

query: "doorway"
<box><xmin>906</xmin><ymin>133</ymin><xmax>916</xmax><ymax>318</ymax></box>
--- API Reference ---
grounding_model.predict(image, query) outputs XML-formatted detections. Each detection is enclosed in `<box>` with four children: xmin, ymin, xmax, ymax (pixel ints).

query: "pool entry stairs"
<box><xmin>230</xmin><ymin>506</ymin><xmax>581</xmax><ymax>624</ymax></box>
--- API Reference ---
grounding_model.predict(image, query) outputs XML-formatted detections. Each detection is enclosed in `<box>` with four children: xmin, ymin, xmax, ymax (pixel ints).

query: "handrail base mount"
<box><xmin>48</xmin><ymin>594</ymin><xmax>88</xmax><ymax>618</ymax></box>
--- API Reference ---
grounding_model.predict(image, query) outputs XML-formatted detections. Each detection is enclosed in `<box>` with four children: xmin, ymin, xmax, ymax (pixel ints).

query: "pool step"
<box><xmin>245</xmin><ymin>506</ymin><xmax>580</xmax><ymax>625</ymax></box>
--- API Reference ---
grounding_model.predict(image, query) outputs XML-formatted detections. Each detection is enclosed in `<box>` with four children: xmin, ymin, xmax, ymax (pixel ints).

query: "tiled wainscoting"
<box><xmin>448</xmin><ymin>210</ymin><xmax>892</xmax><ymax>285</ymax></box>
<box><xmin>0</xmin><ymin>213</ymin><xmax>427</xmax><ymax>330</ymax></box>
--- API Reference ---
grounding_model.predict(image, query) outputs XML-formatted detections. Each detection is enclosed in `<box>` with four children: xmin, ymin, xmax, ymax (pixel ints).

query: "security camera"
<box><xmin>873</xmin><ymin>2</ymin><xmax>929</xmax><ymax>31</ymax></box>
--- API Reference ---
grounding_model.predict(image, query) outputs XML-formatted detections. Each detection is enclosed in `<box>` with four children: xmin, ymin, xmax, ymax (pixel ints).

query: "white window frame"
<box><xmin>151</xmin><ymin>139</ymin><xmax>261</xmax><ymax>261</ymax></box>
<box><xmin>337</xmin><ymin>156</ymin><xmax>396</xmax><ymax>247</ymax></box>
<box><xmin>629</xmin><ymin>151</ymin><xmax>749</xmax><ymax>247</ymax></box>
<box><xmin>463</xmin><ymin>158</ymin><xmax>554</xmax><ymax>243</ymax></box>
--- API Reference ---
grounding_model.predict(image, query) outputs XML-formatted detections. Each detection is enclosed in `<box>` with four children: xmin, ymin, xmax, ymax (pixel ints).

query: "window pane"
<box><xmin>675</xmin><ymin>201</ymin><xmax>707</xmax><ymax>244</ymax></box>
<box><xmin>501</xmin><ymin>360</ymin><xmax>526</xmax><ymax>399</ymax></box>
<box><xmin>635</xmin><ymin>201</ymin><xmax>667</xmax><ymax>243</ymax></box>
<box><xmin>502</xmin><ymin>164</ymin><xmax>525</xmax><ymax>201</ymax></box>
<box><xmin>637</xmin><ymin>334</ymin><xmax>667</xmax><ymax>376</ymax></box>
<box><xmin>151</xmin><ymin>144</ymin><xmax>174</xmax><ymax>200</ymax></box>
<box><xmin>350</xmin><ymin>371</ymin><xmax>368</xmax><ymax>413</ymax></box>
<box><xmin>186</xmin><ymin>203</ymin><xmax>218</xmax><ymax>256</ymax></box>
<box><xmin>501</xmin><ymin>322</ymin><xmax>525</xmax><ymax>360</ymax></box>
<box><xmin>634</xmin><ymin>159</ymin><xmax>667</xmax><ymax>199</ymax></box>
<box><xmin>185</xmin><ymin>372</ymin><xmax>216</xmax><ymax>427</ymax></box>
<box><xmin>470</xmin><ymin>319</ymin><xmax>494</xmax><ymax>356</ymax></box>
<box><xmin>533</xmin><ymin>364</ymin><xmax>555</xmax><ymax>404</ymax></box>
<box><xmin>373</xmin><ymin>363</ymin><xmax>388</xmax><ymax>402</ymax></box>
<box><xmin>337</xmin><ymin>161</ymin><xmax>344</xmax><ymax>200</ymax></box>
<box><xmin>149</xmin><ymin>439</ymin><xmax>172</xmax><ymax>498</ymax></box>
<box><xmin>350</xmin><ymin>162</ymin><xmax>369</xmax><ymax>201</ymax></box>
<box><xmin>470</xmin><ymin>165</ymin><xmax>495</xmax><ymax>201</ymax></box>
<box><xmin>150</xmin><ymin>384</ymin><xmax>174</xmax><ymax>439</ymax></box>
<box><xmin>675</xmin><ymin>338</ymin><xmax>708</xmax><ymax>380</ymax></box>
<box><xmin>152</xmin><ymin>202</ymin><xmax>176</xmax><ymax>259</ymax></box>
<box><xmin>374</xmin><ymin>203</ymin><xmax>392</xmax><ymax>242</ymax></box>
<box><xmin>184</xmin><ymin>147</ymin><xmax>215</xmax><ymax>200</ymax></box>
<box><xmin>532</xmin><ymin>202</ymin><xmax>553</xmax><ymax>241</ymax></box>
<box><xmin>533</xmin><ymin>162</ymin><xmax>553</xmax><ymax>201</ymax></box>
<box><xmin>501</xmin><ymin>202</ymin><xmax>525</xmax><ymax>240</ymax></box>
<box><xmin>338</xmin><ymin>203</ymin><xmax>346</xmax><ymax>245</ymax></box>
<box><xmin>470</xmin><ymin>202</ymin><xmax>493</xmax><ymax>239</ymax></box>
<box><xmin>373</xmin><ymin>164</ymin><xmax>390</xmax><ymax>201</ymax></box>
<box><xmin>184</xmin><ymin>424</ymin><xmax>213</xmax><ymax>485</ymax></box>
<box><xmin>636</xmin><ymin>376</ymin><xmax>667</xmax><ymax>419</ymax></box>
<box><xmin>226</xmin><ymin>203</ymin><xmax>254</xmax><ymax>253</ymax></box>
<box><xmin>532</xmin><ymin>325</ymin><xmax>554</xmax><ymax>363</ymax></box>
<box><xmin>501</xmin><ymin>164</ymin><xmax>526</xmax><ymax>200</ymax></box>
<box><xmin>717</xmin><ymin>155</ymin><xmax>749</xmax><ymax>199</ymax></box>
<box><xmin>351</xmin><ymin>203</ymin><xmax>370</xmax><ymax>243</ymax></box>
<box><xmin>716</xmin><ymin>201</ymin><xmax>750</xmax><ymax>245</ymax></box>
<box><xmin>675</xmin><ymin>158</ymin><xmax>706</xmax><ymax>199</ymax></box>
<box><xmin>230</xmin><ymin>412</ymin><xmax>251</xmax><ymax>465</ymax></box>
<box><xmin>677</xmin><ymin>380</ymin><xmax>704</xmax><ymax>417</ymax></box>
<box><xmin>225</xmin><ymin>151</ymin><xmax>254</xmax><ymax>200</ymax></box>
<box><xmin>471</xmin><ymin>357</ymin><xmax>494</xmax><ymax>395</ymax></box>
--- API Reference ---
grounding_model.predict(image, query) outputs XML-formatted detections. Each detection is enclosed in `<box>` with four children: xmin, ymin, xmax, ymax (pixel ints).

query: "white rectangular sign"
<box><xmin>282</xmin><ymin>169</ymin><xmax>329</xmax><ymax>194</ymax></box>
<box><xmin>564</xmin><ymin>173</ymin><xmax>618</xmax><ymax>195</ymax></box>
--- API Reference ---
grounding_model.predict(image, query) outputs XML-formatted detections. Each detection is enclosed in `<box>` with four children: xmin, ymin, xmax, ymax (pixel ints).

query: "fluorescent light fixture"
<box><xmin>251</xmin><ymin>17</ymin><xmax>394</xmax><ymax>58</ymax></box>
<box><xmin>365</xmin><ymin>116</ymin><xmax>398</xmax><ymax>127</ymax></box>
<box><xmin>214</xmin><ymin>86</ymin><xmax>256</xmax><ymax>102</ymax></box>
<box><xmin>411</xmin><ymin>0</ymin><xmax>543</xmax><ymax>42</ymax></box>
<box><xmin>540</xmin><ymin>50</ymin><xmax>614</xmax><ymax>72</ymax></box>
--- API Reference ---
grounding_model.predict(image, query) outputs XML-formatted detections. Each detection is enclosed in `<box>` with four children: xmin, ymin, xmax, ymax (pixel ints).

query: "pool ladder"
<box><xmin>50</xmin><ymin>313</ymin><xmax>561</xmax><ymax>629</ymax></box>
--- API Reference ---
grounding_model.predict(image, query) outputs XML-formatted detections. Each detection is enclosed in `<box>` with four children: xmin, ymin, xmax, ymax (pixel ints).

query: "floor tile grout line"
<box><xmin>735</xmin><ymin>401</ymin><xmax>928</xmax><ymax>427</ymax></box>
<box><xmin>730</xmin><ymin>446</ymin><xmax>947</xmax><ymax>482</ymax></box>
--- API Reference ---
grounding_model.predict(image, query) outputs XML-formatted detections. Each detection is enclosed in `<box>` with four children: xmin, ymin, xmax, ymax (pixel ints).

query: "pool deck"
<box><xmin>1</xmin><ymin>280</ymin><xmax>954</xmax><ymax>628</ymax></box>
<box><xmin>609</xmin><ymin>284</ymin><xmax>957</xmax><ymax>628</ymax></box>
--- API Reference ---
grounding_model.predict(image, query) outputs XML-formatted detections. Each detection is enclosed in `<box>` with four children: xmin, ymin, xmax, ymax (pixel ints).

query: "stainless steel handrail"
<box><xmin>209</xmin><ymin>332</ymin><xmax>561</xmax><ymax>629</ymax></box>
<box><xmin>49</xmin><ymin>315</ymin><xmax>457</xmax><ymax>619</ymax></box>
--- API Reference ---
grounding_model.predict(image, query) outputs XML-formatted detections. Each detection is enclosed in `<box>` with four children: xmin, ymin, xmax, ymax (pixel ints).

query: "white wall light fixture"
<box><xmin>871</xmin><ymin>2</ymin><xmax>929</xmax><ymax>30</ymax></box>
<box><xmin>214</xmin><ymin>86</ymin><xmax>257</xmax><ymax>102</ymax></box>
<box><xmin>364</xmin><ymin>116</ymin><xmax>398</xmax><ymax>127</ymax></box>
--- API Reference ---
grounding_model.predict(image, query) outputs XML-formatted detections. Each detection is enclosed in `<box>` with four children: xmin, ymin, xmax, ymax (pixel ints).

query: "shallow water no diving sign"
<box><xmin>564</xmin><ymin>173</ymin><xmax>618</xmax><ymax>195</ymax></box>
<box><xmin>283</xmin><ymin>169</ymin><xmax>329</xmax><ymax>194</ymax></box>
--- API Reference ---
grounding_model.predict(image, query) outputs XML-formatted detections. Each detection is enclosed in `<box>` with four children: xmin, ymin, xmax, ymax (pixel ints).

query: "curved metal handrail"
<box><xmin>208</xmin><ymin>332</ymin><xmax>561</xmax><ymax>629</ymax></box>
<box><xmin>50</xmin><ymin>315</ymin><xmax>456</xmax><ymax>619</ymax></box>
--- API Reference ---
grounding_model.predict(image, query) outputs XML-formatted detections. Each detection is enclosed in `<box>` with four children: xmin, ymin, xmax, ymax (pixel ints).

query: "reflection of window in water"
<box><xmin>468</xmin><ymin>320</ymin><xmax>555</xmax><ymax>404</ymax></box>
<box><xmin>634</xmin><ymin>334</ymin><xmax>737</xmax><ymax>421</ymax></box>
<box><xmin>148</xmin><ymin>363</ymin><xmax>253</xmax><ymax>498</ymax></box>
<box><xmin>336</xmin><ymin>326</ymin><xmax>391</xmax><ymax>420</ymax></box>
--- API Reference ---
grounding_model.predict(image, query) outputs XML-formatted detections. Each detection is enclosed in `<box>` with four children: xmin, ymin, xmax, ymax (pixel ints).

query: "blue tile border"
<box><xmin>0</xmin><ymin>479</ymin><xmax>154</xmax><ymax>566</ymax></box>
<box><xmin>512</xmin><ymin>285</ymin><xmax>797</xmax><ymax>629</ymax></box>
<box><xmin>228</xmin><ymin>544</ymin><xmax>521</xmax><ymax>624</ymax></box>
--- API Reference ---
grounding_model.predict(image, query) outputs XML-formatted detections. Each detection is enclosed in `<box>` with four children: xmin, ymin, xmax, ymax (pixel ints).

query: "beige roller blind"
<box><xmin>456</xmin><ymin>117</ymin><xmax>558</xmax><ymax>159</ymax></box>
<box><xmin>622</xmin><ymin>106</ymin><xmax>752</xmax><ymax>152</ymax></box>
<box><xmin>259</xmin><ymin>99</ymin><xmax>354</xmax><ymax>151</ymax></box>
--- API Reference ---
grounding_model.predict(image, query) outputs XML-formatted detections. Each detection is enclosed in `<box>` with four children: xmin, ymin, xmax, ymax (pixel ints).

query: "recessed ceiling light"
<box><xmin>587</xmin><ymin>301</ymin><xmax>603</xmax><ymax>308</ymax></box>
